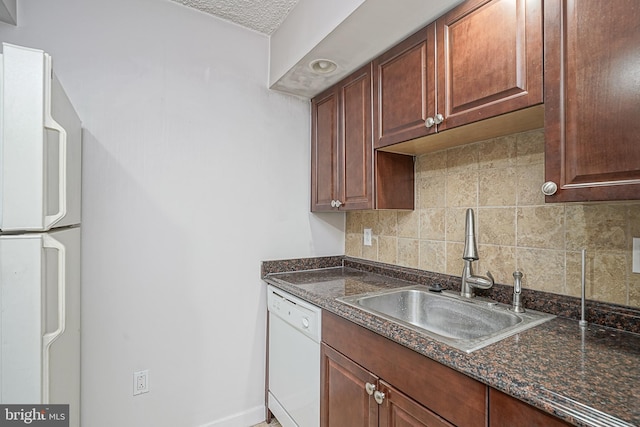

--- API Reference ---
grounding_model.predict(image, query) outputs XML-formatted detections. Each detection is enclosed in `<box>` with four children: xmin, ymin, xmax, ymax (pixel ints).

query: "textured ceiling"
<box><xmin>170</xmin><ymin>0</ymin><xmax>300</xmax><ymax>35</ymax></box>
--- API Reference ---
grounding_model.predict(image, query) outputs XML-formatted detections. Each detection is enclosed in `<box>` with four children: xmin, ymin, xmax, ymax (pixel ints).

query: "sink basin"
<box><xmin>337</xmin><ymin>286</ymin><xmax>555</xmax><ymax>353</ymax></box>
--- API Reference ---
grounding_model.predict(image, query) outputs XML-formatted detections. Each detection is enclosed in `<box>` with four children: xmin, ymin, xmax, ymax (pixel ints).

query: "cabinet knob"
<box><xmin>333</xmin><ymin>200</ymin><xmax>343</xmax><ymax>208</ymax></box>
<box><xmin>425</xmin><ymin>117</ymin><xmax>436</xmax><ymax>128</ymax></box>
<box><xmin>434</xmin><ymin>113</ymin><xmax>444</xmax><ymax>124</ymax></box>
<box><xmin>374</xmin><ymin>390</ymin><xmax>386</xmax><ymax>404</ymax></box>
<box><xmin>541</xmin><ymin>181</ymin><xmax>558</xmax><ymax>196</ymax></box>
<box><xmin>365</xmin><ymin>382</ymin><xmax>376</xmax><ymax>396</ymax></box>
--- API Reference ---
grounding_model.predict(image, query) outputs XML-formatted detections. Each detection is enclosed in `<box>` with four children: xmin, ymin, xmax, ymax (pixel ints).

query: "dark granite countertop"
<box><xmin>262</xmin><ymin>259</ymin><xmax>640</xmax><ymax>427</ymax></box>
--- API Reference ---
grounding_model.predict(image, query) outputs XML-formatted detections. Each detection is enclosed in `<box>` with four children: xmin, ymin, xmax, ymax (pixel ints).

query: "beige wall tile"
<box><xmin>398</xmin><ymin>211</ymin><xmax>420</xmax><ymax>238</ymax></box>
<box><xmin>346</xmin><ymin>211</ymin><xmax>362</xmax><ymax>234</ymax></box>
<box><xmin>629</xmin><ymin>269</ymin><xmax>640</xmax><ymax>306</ymax></box>
<box><xmin>591</xmin><ymin>252</ymin><xmax>628</xmax><ymax>305</ymax></box>
<box><xmin>517</xmin><ymin>247</ymin><xmax>565</xmax><ymax>294</ymax></box>
<box><xmin>477</xmin><ymin>244</ymin><xmax>516</xmax><ymax>286</ymax></box>
<box><xmin>419</xmin><ymin>240</ymin><xmax>446</xmax><ymax>273</ymax></box>
<box><xmin>478</xmin><ymin>134</ymin><xmax>516</xmax><ymax>170</ymax></box>
<box><xmin>628</xmin><ymin>203</ymin><xmax>640</xmax><ymax>239</ymax></box>
<box><xmin>378</xmin><ymin>211</ymin><xmax>397</xmax><ymax>236</ymax></box>
<box><xmin>566</xmin><ymin>204</ymin><xmax>627</xmax><ymax>251</ymax></box>
<box><xmin>378</xmin><ymin>236</ymin><xmax>397</xmax><ymax>264</ymax></box>
<box><xmin>420</xmin><ymin>208</ymin><xmax>446</xmax><ymax>240</ymax></box>
<box><xmin>447</xmin><ymin>143</ymin><xmax>478</xmax><ymax>173</ymax></box>
<box><xmin>418</xmin><ymin>174</ymin><xmax>447</xmax><ymax>209</ymax></box>
<box><xmin>416</xmin><ymin>150</ymin><xmax>447</xmax><ymax>176</ymax></box>
<box><xmin>362</xmin><ymin>237</ymin><xmax>378</xmax><ymax>261</ymax></box>
<box><xmin>446</xmin><ymin>171</ymin><xmax>478</xmax><ymax>207</ymax></box>
<box><xmin>478</xmin><ymin>207</ymin><xmax>516</xmax><ymax>246</ymax></box>
<box><xmin>446</xmin><ymin>208</ymin><xmax>469</xmax><ymax>243</ymax></box>
<box><xmin>565</xmin><ymin>250</ymin><xmax>587</xmax><ymax>299</ymax></box>
<box><xmin>517</xmin><ymin>163</ymin><xmax>545</xmax><ymax>206</ymax></box>
<box><xmin>398</xmin><ymin>238</ymin><xmax>420</xmax><ymax>268</ymax></box>
<box><xmin>478</xmin><ymin>167</ymin><xmax>517</xmax><ymax>207</ymax></box>
<box><xmin>345</xmin><ymin>233</ymin><xmax>363</xmax><ymax>258</ymax></box>
<box><xmin>361</xmin><ymin>211</ymin><xmax>379</xmax><ymax>234</ymax></box>
<box><xmin>516</xmin><ymin>129</ymin><xmax>544</xmax><ymax>165</ymax></box>
<box><xmin>517</xmin><ymin>206</ymin><xmax>565</xmax><ymax>250</ymax></box>
<box><xmin>446</xmin><ymin>242</ymin><xmax>464</xmax><ymax>276</ymax></box>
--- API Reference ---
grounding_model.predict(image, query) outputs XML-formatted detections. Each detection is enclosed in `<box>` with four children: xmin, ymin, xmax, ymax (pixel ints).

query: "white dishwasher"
<box><xmin>267</xmin><ymin>285</ymin><xmax>321</xmax><ymax>427</ymax></box>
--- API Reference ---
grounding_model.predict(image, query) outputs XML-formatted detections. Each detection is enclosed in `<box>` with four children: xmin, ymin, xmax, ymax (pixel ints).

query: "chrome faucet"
<box><xmin>461</xmin><ymin>208</ymin><xmax>494</xmax><ymax>298</ymax></box>
<box><xmin>511</xmin><ymin>271</ymin><xmax>525</xmax><ymax>313</ymax></box>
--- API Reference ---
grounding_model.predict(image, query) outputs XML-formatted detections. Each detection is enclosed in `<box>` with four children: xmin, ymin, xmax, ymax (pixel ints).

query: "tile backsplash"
<box><xmin>345</xmin><ymin>129</ymin><xmax>640</xmax><ymax>308</ymax></box>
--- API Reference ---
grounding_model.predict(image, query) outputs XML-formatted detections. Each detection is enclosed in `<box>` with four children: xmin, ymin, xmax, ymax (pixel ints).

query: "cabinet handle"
<box><xmin>365</xmin><ymin>382</ymin><xmax>376</xmax><ymax>396</ymax></box>
<box><xmin>434</xmin><ymin>113</ymin><xmax>444</xmax><ymax>124</ymax></box>
<box><xmin>374</xmin><ymin>390</ymin><xmax>385</xmax><ymax>404</ymax></box>
<box><xmin>333</xmin><ymin>200</ymin><xmax>343</xmax><ymax>208</ymax></box>
<box><xmin>541</xmin><ymin>181</ymin><xmax>558</xmax><ymax>196</ymax></box>
<box><xmin>330</xmin><ymin>200</ymin><xmax>336</xmax><ymax>208</ymax></box>
<box><xmin>425</xmin><ymin>117</ymin><xmax>435</xmax><ymax>128</ymax></box>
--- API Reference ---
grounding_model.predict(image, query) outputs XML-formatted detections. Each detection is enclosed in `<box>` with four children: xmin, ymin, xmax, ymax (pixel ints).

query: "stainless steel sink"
<box><xmin>337</xmin><ymin>285</ymin><xmax>555</xmax><ymax>353</ymax></box>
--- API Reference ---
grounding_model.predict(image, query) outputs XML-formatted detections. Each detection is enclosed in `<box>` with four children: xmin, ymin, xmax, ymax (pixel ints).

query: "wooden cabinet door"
<box><xmin>311</xmin><ymin>88</ymin><xmax>339</xmax><ymax>211</ymax></box>
<box><xmin>321</xmin><ymin>343</ymin><xmax>378</xmax><ymax>427</ymax></box>
<box><xmin>489</xmin><ymin>389</ymin><xmax>570</xmax><ymax>427</ymax></box>
<box><xmin>374</xmin><ymin>25</ymin><xmax>436</xmax><ymax>149</ymax></box>
<box><xmin>339</xmin><ymin>64</ymin><xmax>374</xmax><ymax>210</ymax></box>
<box><xmin>543</xmin><ymin>0</ymin><xmax>640</xmax><ymax>202</ymax></box>
<box><xmin>378</xmin><ymin>381</ymin><xmax>454</xmax><ymax>427</ymax></box>
<box><xmin>436</xmin><ymin>0</ymin><xmax>543</xmax><ymax>131</ymax></box>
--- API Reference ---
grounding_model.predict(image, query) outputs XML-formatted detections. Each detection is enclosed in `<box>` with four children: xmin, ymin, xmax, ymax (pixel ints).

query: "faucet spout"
<box><xmin>460</xmin><ymin>208</ymin><xmax>494</xmax><ymax>297</ymax></box>
<box><xmin>463</xmin><ymin>208</ymin><xmax>479</xmax><ymax>261</ymax></box>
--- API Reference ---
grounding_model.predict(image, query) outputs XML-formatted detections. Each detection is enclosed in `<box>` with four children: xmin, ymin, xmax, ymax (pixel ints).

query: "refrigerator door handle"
<box><xmin>41</xmin><ymin>234</ymin><xmax>67</xmax><ymax>403</ymax></box>
<box><xmin>43</xmin><ymin>53</ymin><xmax>68</xmax><ymax>230</ymax></box>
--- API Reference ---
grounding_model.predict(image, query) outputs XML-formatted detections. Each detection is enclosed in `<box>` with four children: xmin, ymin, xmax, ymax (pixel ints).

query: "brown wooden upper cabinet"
<box><xmin>311</xmin><ymin>64</ymin><xmax>374</xmax><ymax>212</ymax></box>
<box><xmin>311</xmin><ymin>64</ymin><xmax>414</xmax><ymax>212</ymax></box>
<box><xmin>374</xmin><ymin>0</ymin><xmax>543</xmax><ymax>150</ymax></box>
<box><xmin>543</xmin><ymin>0</ymin><xmax>640</xmax><ymax>202</ymax></box>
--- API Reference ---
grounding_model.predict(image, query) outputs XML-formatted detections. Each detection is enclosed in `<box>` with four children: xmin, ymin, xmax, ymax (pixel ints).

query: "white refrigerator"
<box><xmin>0</xmin><ymin>43</ymin><xmax>81</xmax><ymax>427</ymax></box>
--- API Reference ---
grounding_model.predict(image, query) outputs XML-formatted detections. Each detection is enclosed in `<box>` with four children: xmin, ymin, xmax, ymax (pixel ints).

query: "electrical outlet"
<box><xmin>133</xmin><ymin>370</ymin><xmax>149</xmax><ymax>395</ymax></box>
<box><xmin>633</xmin><ymin>238</ymin><xmax>640</xmax><ymax>274</ymax></box>
<box><xmin>364</xmin><ymin>228</ymin><xmax>372</xmax><ymax>246</ymax></box>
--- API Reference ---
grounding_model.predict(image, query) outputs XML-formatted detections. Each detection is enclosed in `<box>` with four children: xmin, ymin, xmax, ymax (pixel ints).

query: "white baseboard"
<box><xmin>198</xmin><ymin>405</ymin><xmax>266</xmax><ymax>427</ymax></box>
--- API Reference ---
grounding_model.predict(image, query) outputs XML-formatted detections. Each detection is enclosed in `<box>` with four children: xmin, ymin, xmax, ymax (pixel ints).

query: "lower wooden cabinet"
<box><xmin>321</xmin><ymin>310</ymin><xmax>573</xmax><ymax>427</ymax></box>
<box><xmin>489</xmin><ymin>388</ymin><xmax>571</xmax><ymax>427</ymax></box>
<box><xmin>322</xmin><ymin>311</ymin><xmax>485</xmax><ymax>427</ymax></box>
<box><xmin>321</xmin><ymin>343</ymin><xmax>378</xmax><ymax>427</ymax></box>
<box><xmin>322</xmin><ymin>343</ymin><xmax>453</xmax><ymax>427</ymax></box>
<box><xmin>379</xmin><ymin>380</ymin><xmax>454</xmax><ymax>427</ymax></box>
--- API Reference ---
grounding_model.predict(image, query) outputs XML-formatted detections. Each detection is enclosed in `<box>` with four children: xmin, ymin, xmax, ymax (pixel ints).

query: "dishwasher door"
<box><xmin>267</xmin><ymin>286</ymin><xmax>321</xmax><ymax>427</ymax></box>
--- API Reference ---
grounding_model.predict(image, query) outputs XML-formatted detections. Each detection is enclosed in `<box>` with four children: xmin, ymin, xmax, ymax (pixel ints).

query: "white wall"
<box><xmin>0</xmin><ymin>1</ymin><xmax>345</xmax><ymax>425</ymax></box>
